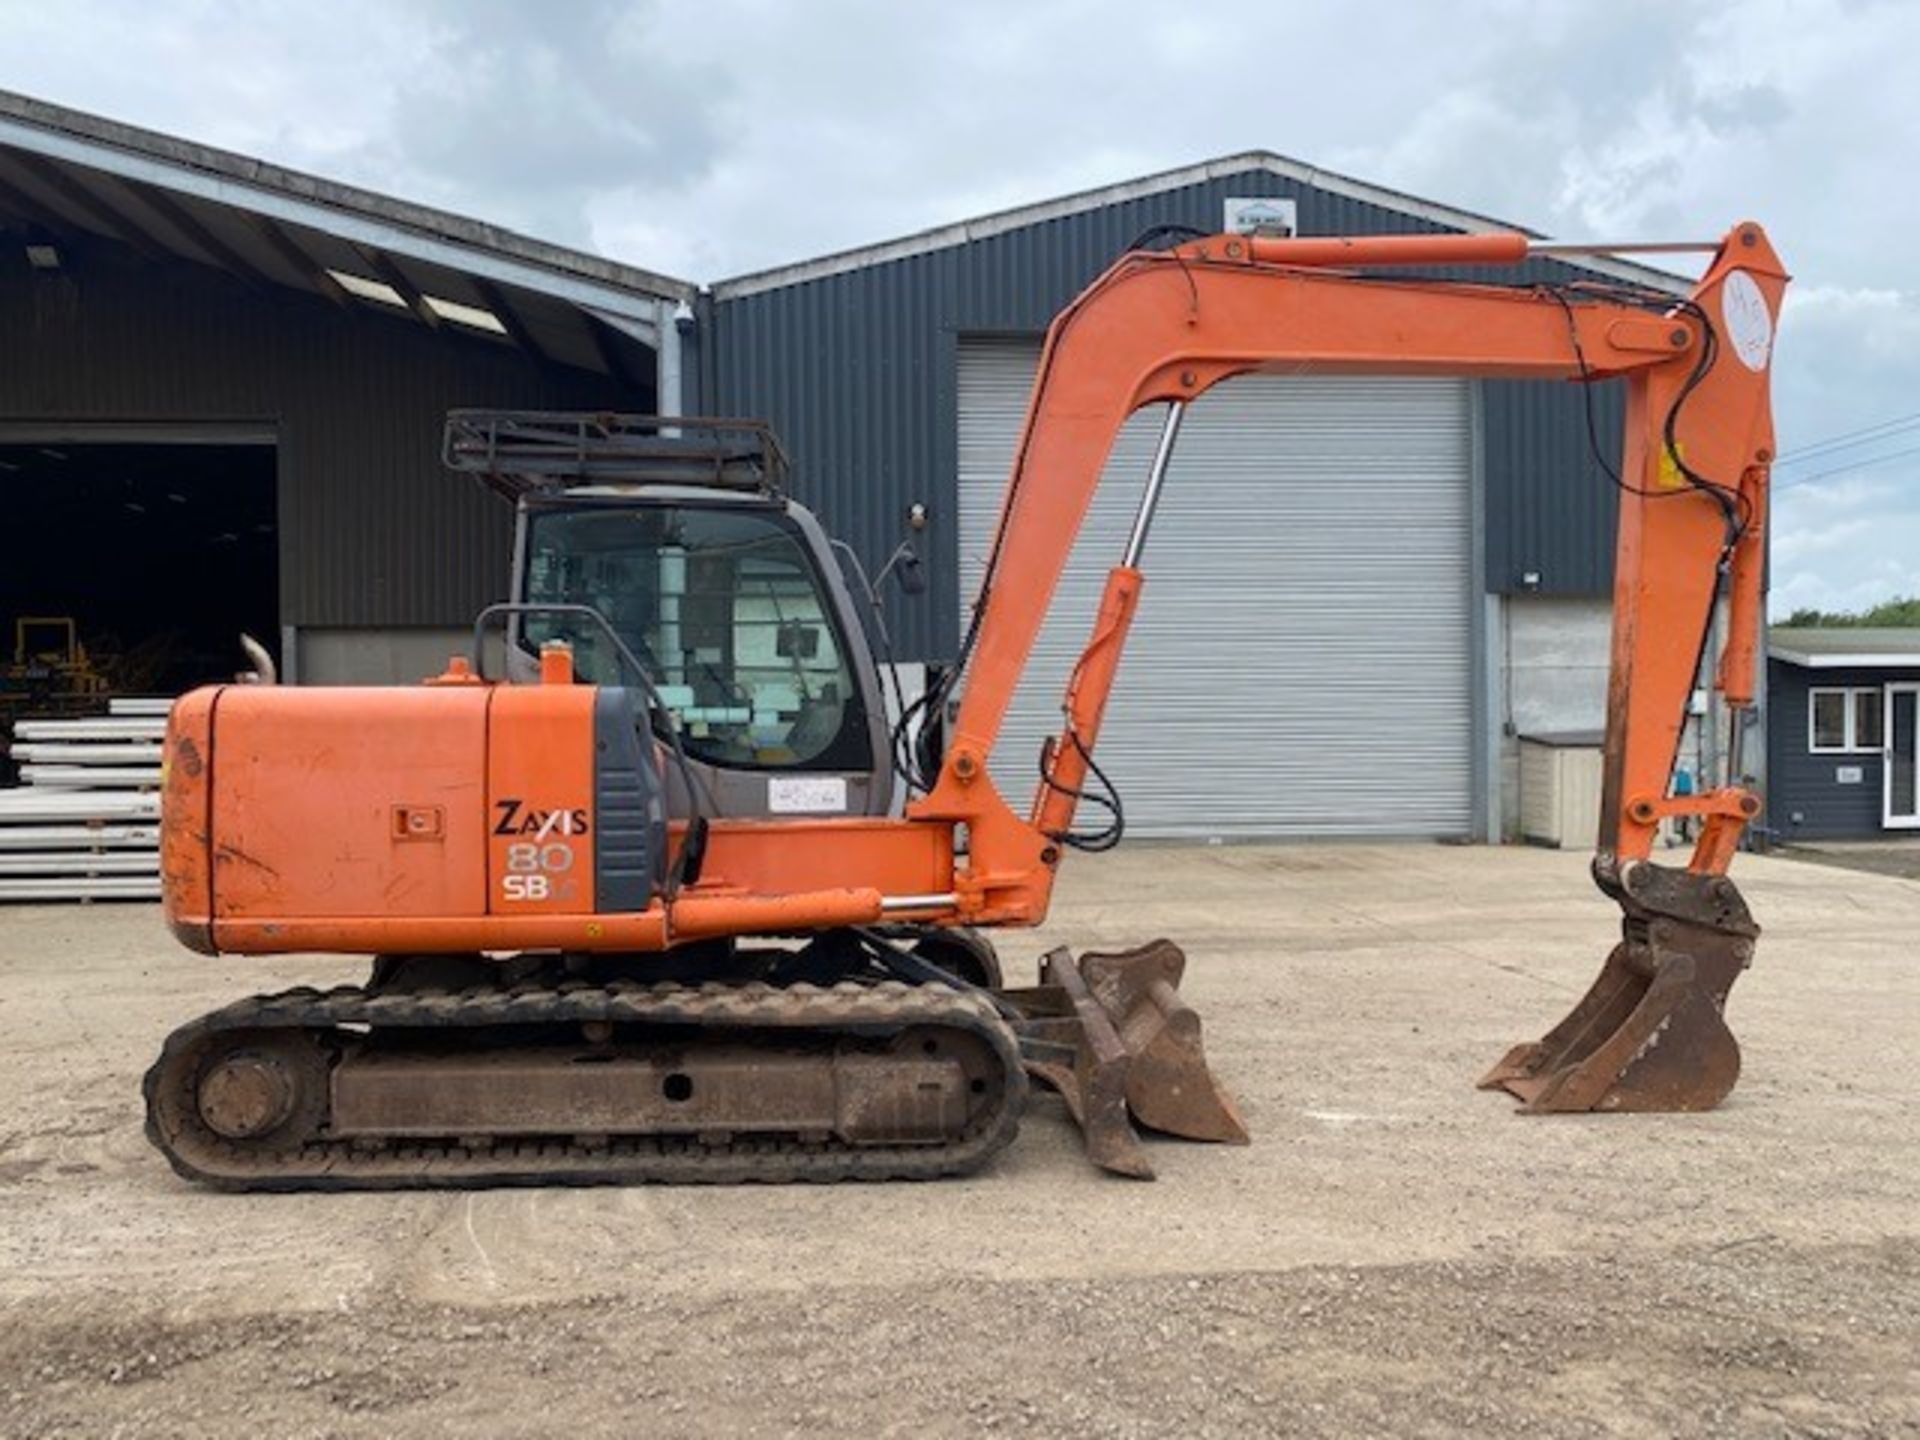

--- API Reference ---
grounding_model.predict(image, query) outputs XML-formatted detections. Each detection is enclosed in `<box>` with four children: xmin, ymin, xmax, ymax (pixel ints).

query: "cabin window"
<box><xmin>1808</xmin><ymin>687</ymin><xmax>1882</xmax><ymax>753</ymax></box>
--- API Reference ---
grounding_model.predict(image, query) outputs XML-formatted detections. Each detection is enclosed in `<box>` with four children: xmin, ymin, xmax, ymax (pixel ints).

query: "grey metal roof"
<box><xmin>1769</xmin><ymin>627</ymin><xmax>1920</xmax><ymax>667</ymax></box>
<box><xmin>0</xmin><ymin>88</ymin><xmax>694</xmax><ymax>377</ymax></box>
<box><xmin>712</xmin><ymin>150</ymin><xmax>1695</xmax><ymax>300</ymax></box>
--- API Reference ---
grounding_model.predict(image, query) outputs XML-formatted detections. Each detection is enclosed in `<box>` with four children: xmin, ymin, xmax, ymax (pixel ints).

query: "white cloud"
<box><xmin>1771</xmin><ymin>515</ymin><xmax>1874</xmax><ymax>563</ymax></box>
<box><xmin>3</xmin><ymin>0</ymin><xmax>1916</xmax><ymax>613</ymax></box>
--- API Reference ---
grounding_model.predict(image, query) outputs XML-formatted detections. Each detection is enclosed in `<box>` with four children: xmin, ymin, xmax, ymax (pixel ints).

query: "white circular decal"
<box><xmin>1721</xmin><ymin>269</ymin><xmax>1773</xmax><ymax>372</ymax></box>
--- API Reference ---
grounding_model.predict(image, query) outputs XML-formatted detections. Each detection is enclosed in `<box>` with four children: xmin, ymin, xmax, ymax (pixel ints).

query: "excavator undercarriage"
<box><xmin>144</xmin><ymin>935</ymin><xmax>1243</xmax><ymax>1188</ymax></box>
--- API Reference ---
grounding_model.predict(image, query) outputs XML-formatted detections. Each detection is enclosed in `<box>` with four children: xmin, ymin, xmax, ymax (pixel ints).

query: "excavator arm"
<box><xmin>910</xmin><ymin>221</ymin><xmax>1788</xmax><ymax>1114</ymax></box>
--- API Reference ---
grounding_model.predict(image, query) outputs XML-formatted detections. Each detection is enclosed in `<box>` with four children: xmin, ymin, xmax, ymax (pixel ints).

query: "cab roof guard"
<box><xmin>442</xmin><ymin>409</ymin><xmax>791</xmax><ymax>501</ymax></box>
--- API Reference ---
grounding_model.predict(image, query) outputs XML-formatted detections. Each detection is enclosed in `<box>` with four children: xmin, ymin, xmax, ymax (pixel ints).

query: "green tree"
<box><xmin>1782</xmin><ymin>596</ymin><xmax>1920</xmax><ymax>627</ymax></box>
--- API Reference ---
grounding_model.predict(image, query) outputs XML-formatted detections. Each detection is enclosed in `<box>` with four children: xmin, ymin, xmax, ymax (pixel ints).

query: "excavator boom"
<box><xmin>916</xmin><ymin>225</ymin><xmax>1781</xmax><ymax>880</ymax></box>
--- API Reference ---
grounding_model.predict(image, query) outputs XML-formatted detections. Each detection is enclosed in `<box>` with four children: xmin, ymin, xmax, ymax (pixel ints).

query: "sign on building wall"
<box><xmin>1224</xmin><ymin>197</ymin><xmax>1298</xmax><ymax>237</ymax></box>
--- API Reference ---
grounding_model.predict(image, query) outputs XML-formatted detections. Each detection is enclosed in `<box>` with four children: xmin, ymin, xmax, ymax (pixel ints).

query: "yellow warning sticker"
<box><xmin>1657</xmin><ymin>441</ymin><xmax>1688</xmax><ymax>491</ymax></box>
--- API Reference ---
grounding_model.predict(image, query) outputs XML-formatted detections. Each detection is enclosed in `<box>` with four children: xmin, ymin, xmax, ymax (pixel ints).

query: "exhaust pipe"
<box><xmin>237</xmin><ymin>633</ymin><xmax>278</xmax><ymax>685</ymax></box>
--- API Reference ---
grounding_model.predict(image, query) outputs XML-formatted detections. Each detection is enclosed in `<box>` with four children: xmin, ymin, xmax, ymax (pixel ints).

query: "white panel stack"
<box><xmin>1</xmin><ymin>698</ymin><xmax>172</xmax><ymax>901</ymax></box>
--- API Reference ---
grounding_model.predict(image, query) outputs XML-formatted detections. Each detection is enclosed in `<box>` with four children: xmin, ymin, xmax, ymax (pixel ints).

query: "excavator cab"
<box><xmin>447</xmin><ymin>411</ymin><xmax>898</xmax><ymax>820</ymax></box>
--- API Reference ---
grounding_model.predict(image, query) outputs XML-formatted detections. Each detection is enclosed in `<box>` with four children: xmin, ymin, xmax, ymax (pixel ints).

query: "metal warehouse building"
<box><xmin>0</xmin><ymin>91</ymin><xmax>689</xmax><ymax>690</ymax></box>
<box><xmin>2</xmin><ymin>90</ymin><xmax>1697</xmax><ymax>842</ymax></box>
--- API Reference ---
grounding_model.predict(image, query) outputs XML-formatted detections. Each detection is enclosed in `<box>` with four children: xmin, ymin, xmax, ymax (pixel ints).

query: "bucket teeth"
<box><xmin>1482</xmin><ymin>863</ymin><xmax>1756</xmax><ymax>1115</ymax></box>
<box><xmin>1004</xmin><ymin>940</ymin><xmax>1245</xmax><ymax>1177</ymax></box>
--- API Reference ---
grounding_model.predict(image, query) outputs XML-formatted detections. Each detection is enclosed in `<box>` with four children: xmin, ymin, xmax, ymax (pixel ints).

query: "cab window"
<box><xmin>522</xmin><ymin>504</ymin><xmax>870</xmax><ymax>771</ymax></box>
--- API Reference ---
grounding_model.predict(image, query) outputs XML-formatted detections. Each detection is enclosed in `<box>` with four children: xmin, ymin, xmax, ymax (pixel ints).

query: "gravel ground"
<box><xmin>1</xmin><ymin>842</ymin><xmax>1915</xmax><ymax>1437</ymax></box>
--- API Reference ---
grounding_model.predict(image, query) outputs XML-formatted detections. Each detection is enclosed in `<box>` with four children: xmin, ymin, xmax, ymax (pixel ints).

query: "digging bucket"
<box><xmin>1480</xmin><ymin>860</ymin><xmax>1756</xmax><ymax>1114</ymax></box>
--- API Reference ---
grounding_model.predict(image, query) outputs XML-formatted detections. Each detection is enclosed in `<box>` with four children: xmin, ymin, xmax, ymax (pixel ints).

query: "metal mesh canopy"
<box><xmin>443</xmin><ymin>410</ymin><xmax>791</xmax><ymax>500</ymax></box>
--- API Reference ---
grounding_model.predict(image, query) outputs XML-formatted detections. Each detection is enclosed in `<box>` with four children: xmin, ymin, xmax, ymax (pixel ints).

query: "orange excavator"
<box><xmin>147</xmin><ymin>221</ymin><xmax>1786</xmax><ymax>1188</ymax></box>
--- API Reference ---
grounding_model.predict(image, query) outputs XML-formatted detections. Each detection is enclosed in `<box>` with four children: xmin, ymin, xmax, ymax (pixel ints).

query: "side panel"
<box><xmin>487</xmin><ymin>685</ymin><xmax>598</xmax><ymax>914</ymax></box>
<box><xmin>593</xmin><ymin>687</ymin><xmax>665</xmax><ymax>913</ymax></box>
<box><xmin>209</xmin><ymin>687</ymin><xmax>489</xmax><ymax>920</ymax></box>
<box><xmin>160</xmin><ymin>686</ymin><xmax>218</xmax><ymax>951</ymax></box>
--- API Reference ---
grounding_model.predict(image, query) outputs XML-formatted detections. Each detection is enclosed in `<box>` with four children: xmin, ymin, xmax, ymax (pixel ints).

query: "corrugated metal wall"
<box><xmin>1483</xmin><ymin>377</ymin><xmax>1623</xmax><ymax>595</ymax></box>
<box><xmin>0</xmin><ymin>238</ymin><xmax>641</xmax><ymax>627</ymax></box>
<box><xmin>709</xmin><ymin>165</ymin><xmax>1634</xmax><ymax>661</ymax></box>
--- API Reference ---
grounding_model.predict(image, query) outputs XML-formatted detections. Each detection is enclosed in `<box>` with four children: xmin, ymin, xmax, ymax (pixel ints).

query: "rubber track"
<box><xmin>143</xmin><ymin>979</ymin><xmax>1027</xmax><ymax>1191</ymax></box>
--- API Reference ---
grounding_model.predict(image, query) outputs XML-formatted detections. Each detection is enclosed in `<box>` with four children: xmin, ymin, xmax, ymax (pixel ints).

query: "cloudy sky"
<box><xmin>5</xmin><ymin>0</ymin><xmax>1915</xmax><ymax>614</ymax></box>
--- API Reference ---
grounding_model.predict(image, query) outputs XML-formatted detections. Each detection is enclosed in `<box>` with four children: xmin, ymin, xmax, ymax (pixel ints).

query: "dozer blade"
<box><xmin>1004</xmin><ymin>940</ymin><xmax>1246</xmax><ymax>1177</ymax></box>
<box><xmin>1481</xmin><ymin>860</ymin><xmax>1757</xmax><ymax>1114</ymax></box>
<box><xmin>1012</xmin><ymin>954</ymin><xmax>1156</xmax><ymax>1178</ymax></box>
<box><xmin>1079</xmin><ymin>941</ymin><xmax>1251</xmax><ymax>1144</ymax></box>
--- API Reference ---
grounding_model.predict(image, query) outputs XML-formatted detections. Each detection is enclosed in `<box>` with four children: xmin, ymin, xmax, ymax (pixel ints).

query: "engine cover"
<box><xmin>161</xmin><ymin>679</ymin><xmax>665</xmax><ymax>952</ymax></box>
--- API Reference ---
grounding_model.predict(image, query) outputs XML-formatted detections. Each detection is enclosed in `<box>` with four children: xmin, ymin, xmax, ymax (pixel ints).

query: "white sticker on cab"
<box><xmin>768</xmin><ymin>775</ymin><xmax>849</xmax><ymax>813</ymax></box>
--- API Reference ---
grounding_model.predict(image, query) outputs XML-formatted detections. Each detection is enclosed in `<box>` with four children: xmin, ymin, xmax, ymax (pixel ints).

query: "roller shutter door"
<box><xmin>956</xmin><ymin>337</ymin><xmax>1474</xmax><ymax>839</ymax></box>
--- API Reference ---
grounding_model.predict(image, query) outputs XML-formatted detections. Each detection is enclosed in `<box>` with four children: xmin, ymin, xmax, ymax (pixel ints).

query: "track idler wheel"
<box><xmin>150</xmin><ymin>1030</ymin><xmax>331</xmax><ymax>1159</ymax></box>
<box><xmin>1005</xmin><ymin>940</ymin><xmax>1247</xmax><ymax>1178</ymax></box>
<box><xmin>1480</xmin><ymin>860</ymin><xmax>1757</xmax><ymax>1113</ymax></box>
